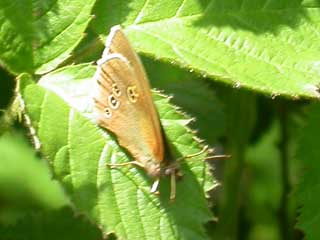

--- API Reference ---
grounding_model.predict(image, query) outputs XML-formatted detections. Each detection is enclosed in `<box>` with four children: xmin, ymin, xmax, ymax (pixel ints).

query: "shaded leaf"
<box><xmin>0</xmin><ymin>0</ymin><xmax>95</xmax><ymax>74</ymax></box>
<box><xmin>0</xmin><ymin>207</ymin><xmax>103</xmax><ymax>240</ymax></box>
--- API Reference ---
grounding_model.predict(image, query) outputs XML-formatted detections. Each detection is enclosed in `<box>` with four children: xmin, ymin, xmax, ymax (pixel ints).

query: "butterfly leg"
<box><xmin>205</xmin><ymin>154</ymin><xmax>231</xmax><ymax>160</ymax></box>
<box><xmin>170</xmin><ymin>171</ymin><xmax>176</xmax><ymax>202</ymax></box>
<box><xmin>150</xmin><ymin>178</ymin><xmax>160</xmax><ymax>195</ymax></box>
<box><xmin>108</xmin><ymin>162</ymin><xmax>162</xmax><ymax>197</ymax></box>
<box><xmin>150</xmin><ymin>173</ymin><xmax>176</xmax><ymax>202</ymax></box>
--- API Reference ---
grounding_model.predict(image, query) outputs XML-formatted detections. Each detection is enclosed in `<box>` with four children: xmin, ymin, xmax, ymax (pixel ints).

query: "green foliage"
<box><xmin>0</xmin><ymin>0</ymin><xmax>319</xmax><ymax>239</ymax></box>
<box><xmin>296</xmin><ymin>103</ymin><xmax>320</xmax><ymax>240</ymax></box>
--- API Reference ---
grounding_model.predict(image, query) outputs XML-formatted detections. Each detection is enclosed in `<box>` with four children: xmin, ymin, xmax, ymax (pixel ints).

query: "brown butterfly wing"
<box><xmin>94</xmin><ymin>26</ymin><xmax>164</xmax><ymax>177</ymax></box>
<box><xmin>103</xmin><ymin>26</ymin><xmax>162</xmax><ymax>148</ymax></box>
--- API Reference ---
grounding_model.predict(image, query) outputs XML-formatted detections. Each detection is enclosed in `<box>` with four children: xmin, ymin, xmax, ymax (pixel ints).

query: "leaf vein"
<box><xmin>174</xmin><ymin>0</ymin><xmax>187</xmax><ymax>17</ymax></box>
<box><xmin>67</xmin><ymin>108</ymin><xmax>77</xmax><ymax>190</ymax></box>
<box><xmin>134</xmin><ymin>0</ymin><xmax>150</xmax><ymax>24</ymax></box>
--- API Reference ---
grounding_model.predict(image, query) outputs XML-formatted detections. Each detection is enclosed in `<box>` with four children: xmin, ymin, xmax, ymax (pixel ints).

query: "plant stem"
<box><xmin>214</xmin><ymin>90</ymin><xmax>256</xmax><ymax>240</ymax></box>
<box><xmin>278</xmin><ymin>102</ymin><xmax>291</xmax><ymax>240</ymax></box>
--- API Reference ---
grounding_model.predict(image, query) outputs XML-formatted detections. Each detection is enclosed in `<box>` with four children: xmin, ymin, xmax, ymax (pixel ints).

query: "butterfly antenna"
<box><xmin>170</xmin><ymin>171</ymin><xmax>176</xmax><ymax>202</ymax></box>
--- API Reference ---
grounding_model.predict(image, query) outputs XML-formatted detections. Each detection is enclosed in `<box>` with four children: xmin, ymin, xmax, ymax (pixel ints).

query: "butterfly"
<box><xmin>93</xmin><ymin>25</ymin><xmax>209</xmax><ymax>201</ymax></box>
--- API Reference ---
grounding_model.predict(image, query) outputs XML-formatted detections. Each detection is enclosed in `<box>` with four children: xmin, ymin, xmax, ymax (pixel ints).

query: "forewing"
<box><xmin>102</xmin><ymin>26</ymin><xmax>163</xmax><ymax>152</ymax></box>
<box><xmin>94</xmin><ymin>53</ymin><xmax>164</xmax><ymax>166</ymax></box>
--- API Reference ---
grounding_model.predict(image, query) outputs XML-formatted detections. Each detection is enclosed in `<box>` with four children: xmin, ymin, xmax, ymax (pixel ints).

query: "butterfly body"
<box><xmin>94</xmin><ymin>26</ymin><xmax>176</xmax><ymax>188</ymax></box>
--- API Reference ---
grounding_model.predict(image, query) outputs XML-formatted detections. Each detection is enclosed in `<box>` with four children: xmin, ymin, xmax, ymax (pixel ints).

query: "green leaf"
<box><xmin>92</xmin><ymin>0</ymin><xmax>320</xmax><ymax>98</ymax></box>
<box><xmin>0</xmin><ymin>131</ymin><xmax>69</xmax><ymax>224</ymax></box>
<box><xmin>19</xmin><ymin>64</ymin><xmax>218</xmax><ymax>239</ymax></box>
<box><xmin>0</xmin><ymin>0</ymin><xmax>95</xmax><ymax>74</ymax></box>
<box><xmin>0</xmin><ymin>207</ymin><xmax>103</xmax><ymax>240</ymax></box>
<box><xmin>295</xmin><ymin>103</ymin><xmax>320</xmax><ymax>240</ymax></box>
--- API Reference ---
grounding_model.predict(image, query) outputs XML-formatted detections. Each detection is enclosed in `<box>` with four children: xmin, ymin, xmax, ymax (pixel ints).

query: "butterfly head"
<box><xmin>143</xmin><ymin>157</ymin><xmax>182</xmax><ymax>179</ymax></box>
<box><xmin>143</xmin><ymin>157</ymin><xmax>161</xmax><ymax>178</ymax></box>
<box><xmin>163</xmin><ymin>163</ymin><xmax>182</xmax><ymax>178</ymax></box>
